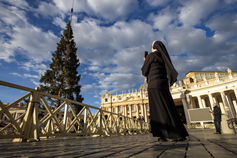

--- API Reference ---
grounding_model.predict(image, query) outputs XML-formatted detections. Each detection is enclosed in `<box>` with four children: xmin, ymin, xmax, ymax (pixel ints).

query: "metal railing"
<box><xmin>0</xmin><ymin>80</ymin><xmax>150</xmax><ymax>142</ymax></box>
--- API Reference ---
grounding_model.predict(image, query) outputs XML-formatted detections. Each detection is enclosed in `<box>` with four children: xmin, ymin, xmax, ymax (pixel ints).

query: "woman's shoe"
<box><xmin>158</xmin><ymin>137</ymin><xmax>168</xmax><ymax>142</ymax></box>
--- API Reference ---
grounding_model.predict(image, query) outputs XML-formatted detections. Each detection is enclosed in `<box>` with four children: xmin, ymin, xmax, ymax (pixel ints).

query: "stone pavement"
<box><xmin>0</xmin><ymin>129</ymin><xmax>237</xmax><ymax>158</ymax></box>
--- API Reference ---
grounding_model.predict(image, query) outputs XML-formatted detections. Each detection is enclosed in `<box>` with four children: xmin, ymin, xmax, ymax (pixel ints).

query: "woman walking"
<box><xmin>142</xmin><ymin>41</ymin><xmax>188</xmax><ymax>141</ymax></box>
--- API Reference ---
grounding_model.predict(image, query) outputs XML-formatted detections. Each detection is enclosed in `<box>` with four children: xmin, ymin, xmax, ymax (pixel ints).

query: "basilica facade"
<box><xmin>100</xmin><ymin>69</ymin><xmax>237</xmax><ymax>124</ymax></box>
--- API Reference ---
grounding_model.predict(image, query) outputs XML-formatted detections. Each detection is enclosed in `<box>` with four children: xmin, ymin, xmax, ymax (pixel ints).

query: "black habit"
<box><xmin>141</xmin><ymin>41</ymin><xmax>188</xmax><ymax>139</ymax></box>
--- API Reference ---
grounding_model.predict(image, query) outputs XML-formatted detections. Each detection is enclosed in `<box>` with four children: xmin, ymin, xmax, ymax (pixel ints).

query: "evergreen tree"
<box><xmin>40</xmin><ymin>22</ymin><xmax>83</xmax><ymax>113</ymax></box>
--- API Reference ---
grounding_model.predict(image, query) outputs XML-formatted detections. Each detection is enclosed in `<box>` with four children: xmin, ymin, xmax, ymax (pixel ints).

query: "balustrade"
<box><xmin>0</xmin><ymin>80</ymin><xmax>150</xmax><ymax>142</ymax></box>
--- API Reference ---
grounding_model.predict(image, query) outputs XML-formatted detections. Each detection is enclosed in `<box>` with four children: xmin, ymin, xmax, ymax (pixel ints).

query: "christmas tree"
<box><xmin>40</xmin><ymin>22</ymin><xmax>83</xmax><ymax>113</ymax></box>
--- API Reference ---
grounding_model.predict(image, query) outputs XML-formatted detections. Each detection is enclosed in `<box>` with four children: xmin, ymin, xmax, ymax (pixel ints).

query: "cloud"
<box><xmin>149</xmin><ymin>6</ymin><xmax>177</xmax><ymax>31</ymax></box>
<box><xmin>73</xmin><ymin>19</ymin><xmax>158</xmax><ymax>67</ymax></box>
<box><xmin>52</xmin><ymin>17</ymin><xmax>67</xmax><ymax>28</ymax></box>
<box><xmin>0</xmin><ymin>24</ymin><xmax>58</xmax><ymax>63</ymax></box>
<box><xmin>10</xmin><ymin>72</ymin><xmax>40</xmax><ymax>79</ymax></box>
<box><xmin>20</xmin><ymin>60</ymin><xmax>48</xmax><ymax>76</ymax></box>
<box><xmin>0</xmin><ymin>1</ymin><xmax>60</xmax><ymax>64</ymax></box>
<box><xmin>23</xmin><ymin>74</ymin><xmax>39</xmax><ymax>79</ymax></box>
<box><xmin>30</xmin><ymin>79</ymin><xmax>40</xmax><ymax>86</ymax></box>
<box><xmin>50</xmin><ymin>0</ymin><xmax>139</xmax><ymax>21</ymax></box>
<box><xmin>1</xmin><ymin>0</ymin><xmax>30</xmax><ymax>10</ymax></box>
<box><xmin>178</xmin><ymin>0</ymin><xmax>220</xmax><ymax>26</ymax></box>
<box><xmin>83</xmin><ymin>72</ymin><xmax>143</xmax><ymax>94</ymax></box>
<box><xmin>145</xmin><ymin>0</ymin><xmax>172</xmax><ymax>7</ymax></box>
<box><xmin>81</xmin><ymin>83</ymin><xmax>97</xmax><ymax>92</ymax></box>
<box><xmin>88</xmin><ymin>65</ymin><xmax>101</xmax><ymax>71</ymax></box>
<box><xmin>1</xmin><ymin>0</ymin><xmax>237</xmax><ymax>102</ymax></box>
<box><xmin>206</xmin><ymin>13</ymin><xmax>237</xmax><ymax>43</ymax></box>
<box><xmin>87</xmin><ymin>0</ymin><xmax>139</xmax><ymax>21</ymax></box>
<box><xmin>10</xmin><ymin>72</ymin><xmax>22</xmax><ymax>77</ymax></box>
<box><xmin>35</xmin><ymin>1</ymin><xmax>62</xmax><ymax>18</ymax></box>
<box><xmin>0</xmin><ymin>3</ymin><xmax>27</xmax><ymax>26</ymax></box>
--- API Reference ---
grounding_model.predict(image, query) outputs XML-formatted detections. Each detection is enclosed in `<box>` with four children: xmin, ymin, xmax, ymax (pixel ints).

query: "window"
<box><xmin>105</xmin><ymin>98</ymin><xmax>108</xmax><ymax>102</ymax></box>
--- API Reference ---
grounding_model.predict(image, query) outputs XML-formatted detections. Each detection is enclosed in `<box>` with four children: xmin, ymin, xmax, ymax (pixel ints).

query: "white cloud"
<box><xmin>0</xmin><ymin>24</ymin><xmax>58</xmax><ymax>63</ymax></box>
<box><xmin>178</xmin><ymin>0</ymin><xmax>220</xmax><ymax>26</ymax></box>
<box><xmin>20</xmin><ymin>60</ymin><xmax>48</xmax><ymax>76</ymax></box>
<box><xmin>1</xmin><ymin>0</ymin><xmax>237</xmax><ymax>101</ymax></box>
<box><xmin>1</xmin><ymin>0</ymin><xmax>30</xmax><ymax>10</ymax></box>
<box><xmin>0</xmin><ymin>1</ymin><xmax>59</xmax><ymax>64</ymax></box>
<box><xmin>206</xmin><ymin>14</ymin><xmax>237</xmax><ymax>43</ymax></box>
<box><xmin>30</xmin><ymin>79</ymin><xmax>40</xmax><ymax>86</ymax></box>
<box><xmin>88</xmin><ymin>66</ymin><xmax>101</xmax><ymax>71</ymax></box>
<box><xmin>23</xmin><ymin>74</ymin><xmax>39</xmax><ymax>79</ymax></box>
<box><xmin>87</xmin><ymin>0</ymin><xmax>139</xmax><ymax>20</ymax></box>
<box><xmin>73</xmin><ymin>19</ymin><xmax>158</xmax><ymax>67</ymax></box>
<box><xmin>146</xmin><ymin>0</ymin><xmax>172</xmax><ymax>7</ymax></box>
<box><xmin>149</xmin><ymin>6</ymin><xmax>177</xmax><ymax>31</ymax></box>
<box><xmin>81</xmin><ymin>83</ymin><xmax>97</xmax><ymax>92</ymax></box>
<box><xmin>51</xmin><ymin>0</ymin><xmax>139</xmax><ymax>21</ymax></box>
<box><xmin>10</xmin><ymin>72</ymin><xmax>22</xmax><ymax>77</ymax></box>
<box><xmin>84</xmin><ymin>72</ymin><xmax>143</xmax><ymax>94</ymax></box>
<box><xmin>10</xmin><ymin>72</ymin><xmax>40</xmax><ymax>79</ymax></box>
<box><xmin>53</xmin><ymin>17</ymin><xmax>66</xmax><ymax>28</ymax></box>
<box><xmin>0</xmin><ymin>4</ymin><xmax>27</xmax><ymax>26</ymax></box>
<box><xmin>35</xmin><ymin>1</ymin><xmax>62</xmax><ymax>18</ymax></box>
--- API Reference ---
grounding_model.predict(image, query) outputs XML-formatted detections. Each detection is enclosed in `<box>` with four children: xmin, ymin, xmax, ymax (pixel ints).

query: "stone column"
<box><xmin>232</xmin><ymin>100</ymin><xmax>237</xmax><ymax>115</ymax></box>
<box><xmin>129</xmin><ymin>104</ymin><xmax>132</xmax><ymax>118</ymax></box>
<box><xmin>186</xmin><ymin>95</ymin><xmax>192</xmax><ymax>109</ymax></box>
<box><xmin>144</xmin><ymin>104</ymin><xmax>147</xmax><ymax>122</ymax></box>
<box><xmin>233</xmin><ymin>89</ymin><xmax>237</xmax><ymax>100</ymax></box>
<box><xmin>197</xmin><ymin>96</ymin><xmax>204</xmax><ymax>108</ymax></box>
<box><xmin>226</xmin><ymin>93</ymin><xmax>236</xmax><ymax>117</ymax></box>
<box><xmin>181</xmin><ymin>94</ymin><xmax>190</xmax><ymax>125</ymax></box>
<box><xmin>141</xmin><ymin>104</ymin><xmax>144</xmax><ymax>119</ymax></box>
<box><xmin>136</xmin><ymin>104</ymin><xmax>139</xmax><ymax>119</ymax></box>
<box><xmin>220</xmin><ymin>91</ymin><xmax>232</xmax><ymax>118</ymax></box>
<box><xmin>219</xmin><ymin>92</ymin><xmax>236</xmax><ymax>134</ymax></box>
<box><xmin>201</xmin><ymin>98</ymin><xmax>206</xmax><ymax>108</ymax></box>
<box><xmin>124</xmin><ymin>105</ymin><xmax>127</xmax><ymax>117</ymax></box>
<box><xmin>116</xmin><ymin>106</ymin><xmax>119</xmax><ymax>114</ymax></box>
<box><xmin>233</xmin><ymin>89</ymin><xmax>237</xmax><ymax>114</ymax></box>
<box><xmin>191</xmin><ymin>97</ymin><xmax>196</xmax><ymax>109</ymax></box>
<box><xmin>208</xmin><ymin>94</ymin><xmax>214</xmax><ymax>110</ymax></box>
<box><xmin>212</xmin><ymin>95</ymin><xmax>218</xmax><ymax>104</ymax></box>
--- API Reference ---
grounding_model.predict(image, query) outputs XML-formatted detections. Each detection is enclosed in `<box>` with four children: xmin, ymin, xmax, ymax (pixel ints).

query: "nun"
<box><xmin>141</xmin><ymin>40</ymin><xmax>189</xmax><ymax>141</ymax></box>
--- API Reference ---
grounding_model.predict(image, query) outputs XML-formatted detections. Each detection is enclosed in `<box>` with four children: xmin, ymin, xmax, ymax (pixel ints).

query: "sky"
<box><xmin>0</xmin><ymin>0</ymin><xmax>237</xmax><ymax>110</ymax></box>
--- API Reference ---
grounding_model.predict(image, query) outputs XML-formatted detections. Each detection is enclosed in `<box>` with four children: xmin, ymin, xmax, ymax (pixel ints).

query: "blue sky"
<box><xmin>0</xmin><ymin>0</ymin><xmax>237</xmax><ymax>110</ymax></box>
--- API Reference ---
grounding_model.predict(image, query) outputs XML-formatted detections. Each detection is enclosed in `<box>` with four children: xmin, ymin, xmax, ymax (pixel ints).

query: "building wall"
<box><xmin>101</xmin><ymin>69</ymin><xmax>237</xmax><ymax>124</ymax></box>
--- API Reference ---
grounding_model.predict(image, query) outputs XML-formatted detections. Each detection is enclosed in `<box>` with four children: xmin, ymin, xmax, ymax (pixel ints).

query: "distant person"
<box><xmin>212</xmin><ymin>103</ymin><xmax>221</xmax><ymax>134</ymax></box>
<box><xmin>141</xmin><ymin>40</ymin><xmax>189</xmax><ymax>141</ymax></box>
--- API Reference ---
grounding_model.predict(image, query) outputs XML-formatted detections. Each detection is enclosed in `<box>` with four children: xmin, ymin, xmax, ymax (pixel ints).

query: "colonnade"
<box><xmin>181</xmin><ymin>89</ymin><xmax>237</xmax><ymax>125</ymax></box>
<box><xmin>107</xmin><ymin>103</ymin><xmax>149</xmax><ymax>122</ymax></box>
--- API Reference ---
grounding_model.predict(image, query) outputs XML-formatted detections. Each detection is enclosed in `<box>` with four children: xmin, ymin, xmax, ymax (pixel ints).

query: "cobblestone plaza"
<box><xmin>0</xmin><ymin>129</ymin><xmax>237</xmax><ymax>158</ymax></box>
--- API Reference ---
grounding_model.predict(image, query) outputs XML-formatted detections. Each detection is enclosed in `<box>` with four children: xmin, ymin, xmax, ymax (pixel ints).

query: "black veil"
<box><xmin>152</xmin><ymin>41</ymin><xmax>178</xmax><ymax>86</ymax></box>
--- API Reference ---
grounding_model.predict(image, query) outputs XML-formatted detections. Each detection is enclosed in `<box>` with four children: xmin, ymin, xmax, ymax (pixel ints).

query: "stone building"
<box><xmin>100</xmin><ymin>69</ymin><xmax>237</xmax><ymax>124</ymax></box>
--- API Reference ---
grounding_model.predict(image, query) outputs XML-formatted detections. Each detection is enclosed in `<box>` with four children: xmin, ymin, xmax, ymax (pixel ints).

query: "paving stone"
<box><xmin>0</xmin><ymin>129</ymin><xmax>237</xmax><ymax>157</ymax></box>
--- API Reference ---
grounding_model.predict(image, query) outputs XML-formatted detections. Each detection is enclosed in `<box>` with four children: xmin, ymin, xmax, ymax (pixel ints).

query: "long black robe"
<box><xmin>142</xmin><ymin>51</ymin><xmax>189</xmax><ymax>139</ymax></box>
